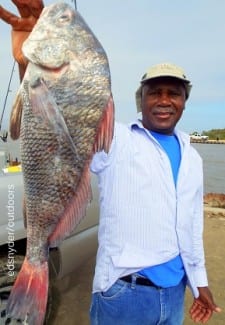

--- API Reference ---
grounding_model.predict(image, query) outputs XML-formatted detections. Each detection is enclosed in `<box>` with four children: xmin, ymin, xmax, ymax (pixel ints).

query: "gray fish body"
<box><xmin>7</xmin><ymin>3</ymin><xmax>114</xmax><ymax>324</ymax></box>
<box><xmin>21</xmin><ymin>2</ymin><xmax>112</xmax><ymax>259</ymax></box>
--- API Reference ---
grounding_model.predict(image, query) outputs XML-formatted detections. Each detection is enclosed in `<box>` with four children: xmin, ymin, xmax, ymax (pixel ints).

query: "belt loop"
<box><xmin>131</xmin><ymin>274</ymin><xmax>136</xmax><ymax>289</ymax></box>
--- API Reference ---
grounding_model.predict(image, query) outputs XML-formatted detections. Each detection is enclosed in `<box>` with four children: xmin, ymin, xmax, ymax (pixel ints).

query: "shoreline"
<box><xmin>204</xmin><ymin>205</ymin><xmax>225</xmax><ymax>219</ymax></box>
<box><xmin>191</xmin><ymin>139</ymin><xmax>225</xmax><ymax>144</ymax></box>
<box><xmin>204</xmin><ymin>193</ymin><xmax>225</xmax><ymax>219</ymax></box>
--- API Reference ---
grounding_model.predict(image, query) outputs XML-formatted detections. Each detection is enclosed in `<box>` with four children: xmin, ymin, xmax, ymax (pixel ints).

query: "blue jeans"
<box><xmin>90</xmin><ymin>275</ymin><xmax>186</xmax><ymax>325</ymax></box>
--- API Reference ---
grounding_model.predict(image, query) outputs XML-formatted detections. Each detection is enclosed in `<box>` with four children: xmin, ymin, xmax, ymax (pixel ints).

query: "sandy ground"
<box><xmin>48</xmin><ymin>206</ymin><xmax>225</xmax><ymax>325</ymax></box>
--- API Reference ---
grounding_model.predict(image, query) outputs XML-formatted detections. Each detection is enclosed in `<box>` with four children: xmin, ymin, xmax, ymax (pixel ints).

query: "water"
<box><xmin>0</xmin><ymin>138</ymin><xmax>224</xmax><ymax>194</ymax></box>
<box><xmin>192</xmin><ymin>143</ymin><xmax>225</xmax><ymax>194</ymax></box>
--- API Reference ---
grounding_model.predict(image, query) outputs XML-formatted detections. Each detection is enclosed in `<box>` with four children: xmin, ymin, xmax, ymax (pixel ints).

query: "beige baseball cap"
<box><xmin>135</xmin><ymin>62</ymin><xmax>192</xmax><ymax>112</ymax></box>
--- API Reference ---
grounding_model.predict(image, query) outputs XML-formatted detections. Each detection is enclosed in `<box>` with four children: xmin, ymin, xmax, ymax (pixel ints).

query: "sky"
<box><xmin>0</xmin><ymin>0</ymin><xmax>225</xmax><ymax>134</ymax></box>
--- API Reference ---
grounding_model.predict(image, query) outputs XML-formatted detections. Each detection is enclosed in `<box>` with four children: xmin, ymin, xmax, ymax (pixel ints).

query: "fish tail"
<box><xmin>6</xmin><ymin>256</ymin><xmax>48</xmax><ymax>325</ymax></box>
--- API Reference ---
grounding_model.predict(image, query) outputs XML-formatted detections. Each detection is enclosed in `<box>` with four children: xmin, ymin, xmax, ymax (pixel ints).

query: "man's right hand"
<box><xmin>0</xmin><ymin>0</ymin><xmax>44</xmax><ymax>81</ymax></box>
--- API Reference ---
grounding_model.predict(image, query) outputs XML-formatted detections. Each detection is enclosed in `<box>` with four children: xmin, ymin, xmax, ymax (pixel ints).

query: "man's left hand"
<box><xmin>189</xmin><ymin>287</ymin><xmax>221</xmax><ymax>323</ymax></box>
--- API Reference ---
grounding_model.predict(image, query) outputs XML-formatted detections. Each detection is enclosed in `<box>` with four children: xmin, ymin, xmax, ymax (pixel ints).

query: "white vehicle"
<box><xmin>190</xmin><ymin>133</ymin><xmax>209</xmax><ymax>141</ymax></box>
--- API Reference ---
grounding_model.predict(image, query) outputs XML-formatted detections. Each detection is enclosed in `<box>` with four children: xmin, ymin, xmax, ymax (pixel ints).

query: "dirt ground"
<box><xmin>48</xmin><ymin>207</ymin><xmax>225</xmax><ymax>325</ymax></box>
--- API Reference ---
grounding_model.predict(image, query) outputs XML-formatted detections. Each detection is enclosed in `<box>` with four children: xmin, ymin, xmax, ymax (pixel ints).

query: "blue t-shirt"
<box><xmin>139</xmin><ymin>130</ymin><xmax>185</xmax><ymax>287</ymax></box>
<box><xmin>151</xmin><ymin>130</ymin><xmax>181</xmax><ymax>185</ymax></box>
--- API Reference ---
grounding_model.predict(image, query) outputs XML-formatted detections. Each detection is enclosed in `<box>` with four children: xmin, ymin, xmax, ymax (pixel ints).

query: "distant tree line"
<box><xmin>202</xmin><ymin>128</ymin><xmax>225</xmax><ymax>140</ymax></box>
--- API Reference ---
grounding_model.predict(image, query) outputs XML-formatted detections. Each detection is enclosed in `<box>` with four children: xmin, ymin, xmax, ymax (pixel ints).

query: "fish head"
<box><xmin>22</xmin><ymin>2</ymin><xmax>106</xmax><ymax>74</ymax></box>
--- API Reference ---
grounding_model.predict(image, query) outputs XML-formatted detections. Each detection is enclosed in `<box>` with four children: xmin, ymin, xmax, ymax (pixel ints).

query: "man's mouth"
<box><xmin>153</xmin><ymin>111</ymin><xmax>174</xmax><ymax>119</ymax></box>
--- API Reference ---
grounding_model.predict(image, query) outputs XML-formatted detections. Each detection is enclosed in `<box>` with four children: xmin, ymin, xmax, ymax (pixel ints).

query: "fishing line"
<box><xmin>72</xmin><ymin>0</ymin><xmax>77</xmax><ymax>10</ymax></box>
<box><xmin>0</xmin><ymin>60</ymin><xmax>16</xmax><ymax>131</ymax></box>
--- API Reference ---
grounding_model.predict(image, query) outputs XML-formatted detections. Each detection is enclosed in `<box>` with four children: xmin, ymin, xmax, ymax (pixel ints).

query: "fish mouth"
<box><xmin>28</xmin><ymin>62</ymin><xmax>69</xmax><ymax>88</ymax></box>
<box><xmin>37</xmin><ymin>62</ymin><xmax>69</xmax><ymax>74</ymax></box>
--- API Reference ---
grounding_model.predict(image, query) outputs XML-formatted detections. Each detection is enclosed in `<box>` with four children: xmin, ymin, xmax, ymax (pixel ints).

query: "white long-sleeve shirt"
<box><xmin>91</xmin><ymin>120</ymin><xmax>208</xmax><ymax>298</ymax></box>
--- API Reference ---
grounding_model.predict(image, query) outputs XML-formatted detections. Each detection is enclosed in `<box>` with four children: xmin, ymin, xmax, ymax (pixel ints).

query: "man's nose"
<box><xmin>158</xmin><ymin>92</ymin><xmax>171</xmax><ymax>106</ymax></box>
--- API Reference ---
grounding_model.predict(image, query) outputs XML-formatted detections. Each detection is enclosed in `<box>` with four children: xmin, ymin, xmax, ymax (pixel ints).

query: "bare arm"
<box><xmin>0</xmin><ymin>0</ymin><xmax>44</xmax><ymax>80</ymax></box>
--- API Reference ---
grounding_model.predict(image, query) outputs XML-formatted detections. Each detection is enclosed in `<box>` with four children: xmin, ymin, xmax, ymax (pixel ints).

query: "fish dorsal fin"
<box><xmin>93</xmin><ymin>94</ymin><xmax>114</xmax><ymax>153</ymax></box>
<box><xmin>10</xmin><ymin>91</ymin><xmax>23</xmax><ymax>140</ymax></box>
<box><xmin>48</xmin><ymin>162</ymin><xmax>92</xmax><ymax>247</ymax></box>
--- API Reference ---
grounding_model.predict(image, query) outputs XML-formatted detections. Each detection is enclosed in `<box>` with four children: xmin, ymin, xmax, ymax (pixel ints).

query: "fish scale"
<box><xmin>6</xmin><ymin>3</ymin><xmax>114</xmax><ymax>324</ymax></box>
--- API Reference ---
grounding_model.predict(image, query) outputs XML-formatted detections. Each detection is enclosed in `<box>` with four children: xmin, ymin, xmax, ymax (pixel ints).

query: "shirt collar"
<box><xmin>129</xmin><ymin>118</ymin><xmax>191</xmax><ymax>147</ymax></box>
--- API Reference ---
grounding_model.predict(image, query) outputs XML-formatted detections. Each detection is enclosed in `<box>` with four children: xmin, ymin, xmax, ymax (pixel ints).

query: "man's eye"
<box><xmin>169</xmin><ymin>91</ymin><xmax>180</xmax><ymax>96</ymax></box>
<box><xmin>148</xmin><ymin>90</ymin><xmax>158</xmax><ymax>96</ymax></box>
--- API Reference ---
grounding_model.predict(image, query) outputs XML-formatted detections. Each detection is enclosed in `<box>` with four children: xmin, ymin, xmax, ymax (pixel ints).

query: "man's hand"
<box><xmin>0</xmin><ymin>0</ymin><xmax>44</xmax><ymax>80</ymax></box>
<box><xmin>189</xmin><ymin>287</ymin><xmax>221</xmax><ymax>323</ymax></box>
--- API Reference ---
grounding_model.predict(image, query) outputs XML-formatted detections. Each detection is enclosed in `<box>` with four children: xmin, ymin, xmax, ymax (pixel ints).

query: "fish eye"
<box><xmin>58</xmin><ymin>14</ymin><xmax>70</xmax><ymax>23</ymax></box>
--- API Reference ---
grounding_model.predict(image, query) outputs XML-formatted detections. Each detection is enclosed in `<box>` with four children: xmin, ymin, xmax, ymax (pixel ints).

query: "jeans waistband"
<box><xmin>120</xmin><ymin>274</ymin><xmax>162</xmax><ymax>289</ymax></box>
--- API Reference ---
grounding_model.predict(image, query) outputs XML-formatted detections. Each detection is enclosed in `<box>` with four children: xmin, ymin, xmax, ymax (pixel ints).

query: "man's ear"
<box><xmin>135</xmin><ymin>86</ymin><xmax>143</xmax><ymax>113</ymax></box>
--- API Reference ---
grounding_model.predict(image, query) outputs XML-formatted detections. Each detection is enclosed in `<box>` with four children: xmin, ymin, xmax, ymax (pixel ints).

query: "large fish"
<box><xmin>7</xmin><ymin>2</ymin><xmax>114</xmax><ymax>324</ymax></box>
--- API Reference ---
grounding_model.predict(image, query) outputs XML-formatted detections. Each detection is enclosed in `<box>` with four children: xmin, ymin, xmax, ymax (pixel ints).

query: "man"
<box><xmin>90</xmin><ymin>63</ymin><xmax>221</xmax><ymax>324</ymax></box>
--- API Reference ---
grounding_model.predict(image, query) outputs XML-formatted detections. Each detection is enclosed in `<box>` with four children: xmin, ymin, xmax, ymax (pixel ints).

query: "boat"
<box><xmin>2</xmin><ymin>163</ymin><xmax>22</xmax><ymax>174</ymax></box>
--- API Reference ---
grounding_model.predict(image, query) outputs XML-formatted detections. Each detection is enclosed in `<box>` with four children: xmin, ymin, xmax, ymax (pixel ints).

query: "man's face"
<box><xmin>141</xmin><ymin>78</ymin><xmax>186</xmax><ymax>135</ymax></box>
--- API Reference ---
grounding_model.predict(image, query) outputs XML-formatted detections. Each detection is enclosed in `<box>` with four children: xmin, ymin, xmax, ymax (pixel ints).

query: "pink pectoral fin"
<box><xmin>29</xmin><ymin>79</ymin><xmax>78</xmax><ymax>156</ymax></box>
<box><xmin>9</xmin><ymin>90</ymin><xmax>23</xmax><ymax>140</ymax></box>
<box><xmin>94</xmin><ymin>94</ymin><xmax>115</xmax><ymax>153</ymax></box>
